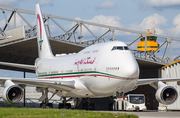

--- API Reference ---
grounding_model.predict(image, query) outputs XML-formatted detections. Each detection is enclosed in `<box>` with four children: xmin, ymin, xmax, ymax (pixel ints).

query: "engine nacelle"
<box><xmin>155</xmin><ymin>81</ymin><xmax>178</xmax><ymax>105</ymax></box>
<box><xmin>2</xmin><ymin>80</ymin><xmax>23</xmax><ymax>104</ymax></box>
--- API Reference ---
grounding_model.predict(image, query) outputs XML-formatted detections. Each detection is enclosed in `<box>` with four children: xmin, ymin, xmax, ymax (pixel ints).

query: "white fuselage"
<box><xmin>35</xmin><ymin>41</ymin><xmax>139</xmax><ymax>98</ymax></box>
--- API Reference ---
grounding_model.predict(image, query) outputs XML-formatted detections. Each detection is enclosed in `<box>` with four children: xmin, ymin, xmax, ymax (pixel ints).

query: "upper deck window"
<box><xmin>84</xmin><ymin>51</ymin><xmax>90</xmax><ymax>54</ymax></box>
<box><xmin>112</xmin><ymin>46</ymin><xmax>129</xmax><ymax>51</ymax></box>
<box><xmin>92</xmin><ymin>50</ymin><xmax>99</xmax><ymax>53</ymax></box>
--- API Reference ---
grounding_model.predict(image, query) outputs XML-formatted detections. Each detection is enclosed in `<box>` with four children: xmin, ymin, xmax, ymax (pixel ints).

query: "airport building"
<box><xmin>0</xmin><ymin>5</ymin><xmax>180</xmax><ymax>110</ymax></box>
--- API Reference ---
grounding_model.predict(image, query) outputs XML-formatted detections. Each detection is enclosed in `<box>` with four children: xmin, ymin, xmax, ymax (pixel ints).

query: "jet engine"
<box><xmin>2</xmin><ymin>80</ymin><xmax>23</xmax><ymax>104</ymax></box>
<box><xmin>155</xmin><ymin>81</ymin><xmax>178</xmax><ymax>105</ymax></box>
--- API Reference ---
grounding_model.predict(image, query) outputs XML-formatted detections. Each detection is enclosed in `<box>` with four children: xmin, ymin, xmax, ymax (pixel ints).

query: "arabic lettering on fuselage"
<box><xmin>74</xmin><ymin>57</ymin><xmax>96</xmax><ymax>66</ymax></box>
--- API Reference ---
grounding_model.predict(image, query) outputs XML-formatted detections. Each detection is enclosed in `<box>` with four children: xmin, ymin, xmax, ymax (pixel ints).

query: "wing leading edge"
<box><xmin>0</xmin><ymin>77</ymin><xmax>75</xmax><ymax>92</ymax></box>
<box><xmin>137</xmin><ymin>78</ymin><xmax>180</xmax><ymax>86</ymax></box>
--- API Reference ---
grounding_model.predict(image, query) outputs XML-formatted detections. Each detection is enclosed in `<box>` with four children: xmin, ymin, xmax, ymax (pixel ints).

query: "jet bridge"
<box><xmin>158</xmin><ymin>60</ymin><xmax>180</xmax><ymax>111</ymax></box>
<box><xmin>0</xmin><ymin>5</ymin><xmax>180</xmax><ymax>110</ymax></box>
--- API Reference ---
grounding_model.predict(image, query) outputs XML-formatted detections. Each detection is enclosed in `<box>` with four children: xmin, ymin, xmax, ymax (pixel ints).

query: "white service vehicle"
<box><xmin>114</xmin><ymin>94</ymin><xmax>147</xmax><ymax>111</ymax></box>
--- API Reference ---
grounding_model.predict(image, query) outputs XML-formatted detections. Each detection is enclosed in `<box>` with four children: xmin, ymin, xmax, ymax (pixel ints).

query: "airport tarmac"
<box><xmin>100</xmin><ymin>111</ymin><xmax>180</xmax><ymax>118</ymax></box>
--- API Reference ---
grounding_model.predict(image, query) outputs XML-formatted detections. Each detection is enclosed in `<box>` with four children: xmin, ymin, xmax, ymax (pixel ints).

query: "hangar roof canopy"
<box><xmin>0</xmin><ymin>37</ymin><xmax>165</xmax><ymax>73</ymax></box>
<box><xmin>0</xmin><ymin>38</ymin><xmax>85</xmax><ymax>72</ymax></box>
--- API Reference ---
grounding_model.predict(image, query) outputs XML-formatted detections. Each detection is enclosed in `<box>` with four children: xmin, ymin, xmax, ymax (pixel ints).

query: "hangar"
<box><xmin>0</xmin><ymin>5</ymin><xmax>180</xmax><ymax>110</ymax></box>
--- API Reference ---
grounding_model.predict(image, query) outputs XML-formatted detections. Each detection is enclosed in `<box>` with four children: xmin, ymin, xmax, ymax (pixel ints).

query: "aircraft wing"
<box><xmin>0</xmin><ymin>61</ymin><xmax>35</xmax><ymax>70</ymax></box>
<box><xmin>0</xmin><ymin>77</ymin><xmax>75</xmax><ymax>91</ymax></box>
<box><xmin>137</xmin><ymin>78</ymin><xmax>180</xmax><ymax>86</ymax></box>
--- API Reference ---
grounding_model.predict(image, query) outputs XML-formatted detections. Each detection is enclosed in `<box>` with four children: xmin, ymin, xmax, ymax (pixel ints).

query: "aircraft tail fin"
<box><xmin>35</xmin><ymin>4</ymin><xmax>54</xmax><ymax>58</ymax></box>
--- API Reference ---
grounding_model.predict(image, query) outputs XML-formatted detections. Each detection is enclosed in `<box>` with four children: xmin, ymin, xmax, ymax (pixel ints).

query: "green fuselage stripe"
<box><xmin>38</xmin><ymin>71</ymin><xmax>137</xmax><ymax>79</ymax></box>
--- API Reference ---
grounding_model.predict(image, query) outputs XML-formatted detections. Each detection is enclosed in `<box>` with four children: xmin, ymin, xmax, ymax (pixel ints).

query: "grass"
<box><xmin>0</xmin><ymin>107</ymin><xmax>138</xmax><ymax>118</ymax></box>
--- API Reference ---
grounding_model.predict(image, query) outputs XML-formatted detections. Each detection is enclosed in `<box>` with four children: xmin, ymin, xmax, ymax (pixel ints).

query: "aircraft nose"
<box><xmin>122</xmin><ymin>61</ymin><xmax>139</xmax><ymax>78</ymax></box>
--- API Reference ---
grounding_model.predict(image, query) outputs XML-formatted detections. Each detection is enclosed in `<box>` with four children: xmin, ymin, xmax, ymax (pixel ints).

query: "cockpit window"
<box><xmin>112</xmin><ymin>46</ymin><xmax>129</xmax><ymax>51</ymax></box>
<box><xmin>124</xmin><ymin>46</ymin><xmax>129</xmax><ymax>50</ymax></box>
<box><xmin>117</xmin><ymin>46</ymin><xmax>123</xmax><ymax>50</ymax></box>
<box><xmin>112</xmin><ymin>46</ymin><xmax>123</xmax><ymax>50</ymax></box>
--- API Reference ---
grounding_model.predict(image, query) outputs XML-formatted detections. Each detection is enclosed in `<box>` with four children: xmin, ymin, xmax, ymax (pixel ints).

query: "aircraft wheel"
<box><xmin>108</xmin><ymin>103</ymin><xmax>113</xmax><ymax>111</ymax></box>
<box><xmin>63</xmin><ymin>103</ymin><xmax>71</xmax><ymax>109</ymax></box>
<box><xmin>40</xmin><ymin>103</ymin><xmax>46</xmax><ymax>108</ymax></box>
<box><xmin>66</xmin><ymin>103</ymin><xmax>71</xmax><ymax>109</ymax></box>
<box><xmin>58</xmin><ymin>103</ymin><xmax>64</xmax><ymax>109</ymax></box>
<box><xmin>47</xmin><ymin>103</ymin><xmax>53</xmax><ymax>108</ymax></box>
<box><xmin>90</xmin><ymin>103</ymin><xmax>95</xmax><ymax>110</ymax></box>
<box><xmin>82</xmin><ymin>103</ymin><xmax>95</xmax><ymax>110</ymax></box>
<box><xmin>122</xmin><ymin>101</ymin><xmax>124</xmax><ymax>111</ymax></box>
<box><xmin>58</xmin><ymin>103</ymin><xmax>71</xmax><ymax>109</ymax></box>
<box><xmin>40</xmin><ymin>103</ymin><xmax>53</xmax><ymax>108</ymax></box>
<box><xmin>82</xmin><ymin>103</ymin><xmax>88</xmax><ymax>110</ymax></box>
<box><xmin>117</xmin><ymin>101</ymin><xmax>119</xmax><ymax>111</ymax></box>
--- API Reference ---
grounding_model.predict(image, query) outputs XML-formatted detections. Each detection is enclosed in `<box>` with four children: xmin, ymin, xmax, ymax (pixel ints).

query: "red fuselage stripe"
<box><xmin>38</xmin><ymin>74</ymin><xmax>137</xmax><ymax>80</ymax></box>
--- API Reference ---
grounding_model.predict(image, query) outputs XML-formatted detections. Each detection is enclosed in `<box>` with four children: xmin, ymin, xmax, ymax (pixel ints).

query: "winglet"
<box><xmin>35</xmin><ymin>4</ymin><xmax>54</xmax><ymax>58</ymax></box>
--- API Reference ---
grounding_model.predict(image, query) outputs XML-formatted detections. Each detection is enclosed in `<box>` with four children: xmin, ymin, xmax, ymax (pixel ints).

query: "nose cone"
<box><xmin>122</xmin><ymin>61</ymin><xmax>139</xmax><ymax>78</ymax></box>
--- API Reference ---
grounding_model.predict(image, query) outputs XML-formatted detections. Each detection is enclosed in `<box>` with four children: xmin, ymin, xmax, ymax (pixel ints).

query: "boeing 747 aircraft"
<box><xmin>0</xmin><ymin>4</ymin><xmax>179</xmax><ymax>109</ymax></box>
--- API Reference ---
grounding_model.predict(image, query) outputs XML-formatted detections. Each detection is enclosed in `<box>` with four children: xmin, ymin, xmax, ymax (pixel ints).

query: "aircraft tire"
<box><xmin>40</xmin><ymin>103</ymin><xmax>46</xmax><ymax>108</ymax></box>
<box><xmin>108</xmin><ymin>103</ymin><xmax>113</xmax><ymax>111</ymax></box>
<box><xmin>116</xmin><ymin>101</ymin><xmax>119</xmax><ymax>111</ymax></box>
<box><xmin>82</xmin><ymin>103</ymin><xmax>95</xmax><ymax>110</ymax></box>
<box><xmin>90</xmin><ymin>103</ymin><xmax>95</xmax><ymax>110</ymax></box>
<box><xmin>66</xmin><ymin>103</ymin><xmax>71</xmax><ymax>109</ymax></box>
<box><xmin>40</xmin><ymin>103</ymin><xmax>53</xmax><ymax>108</ymax></box>
<box><xmin>82</xmin><ymin>103</ymin><xmax>88</xmax><ymax>110</ymax></box>
<box><xmin>47</xmin><ymin>103</ymin><xmax>53</xmax><ymax>108</ymax></box>
<box><xmin>58</xmin><ymin>103</ymin><xmax>64</xmax><ymax>109</ymax></box>
<box><xmin>122</xmin><ymin>101</ymin><xmax>124</xmax><ymax>111</ymax></box>
<box><xmin>58</xmin><ymin>103</ymin><xmax>71</xmax><ymax>109</ymax></box>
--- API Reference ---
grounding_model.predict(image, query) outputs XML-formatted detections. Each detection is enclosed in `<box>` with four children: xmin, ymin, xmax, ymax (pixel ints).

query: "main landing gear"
<box><xmin>39</xmin><ymin>88</ymin><xmax>58</xmax><ymax>108</ymax></box>
<box><xmin>40</xmin><ymin>103</ymin><xmax>53</xmax><ymax>108</ymax></box>
<box><xmin>58</xmin><ymin>97</ymin><xmax>72</xmax><ymax>109</ymax></box>
<box><xmin>82</xmin><ymin>98</ymin><xmax>95</xmax><ymax>110</ymax></box>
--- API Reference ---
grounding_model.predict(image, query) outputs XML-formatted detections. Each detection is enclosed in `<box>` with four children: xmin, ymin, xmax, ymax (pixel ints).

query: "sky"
<box><xmin>0</xmin><ymin>0</ymin><xmax>180</xmax><ymax>37</ymax></box>
<box><xmin>0</xmin><ymin>0</ymin><xmax>180</xmax><ymax>77</ymax></box>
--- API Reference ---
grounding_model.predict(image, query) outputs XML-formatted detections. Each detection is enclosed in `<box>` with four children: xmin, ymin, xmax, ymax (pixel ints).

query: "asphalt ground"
<box><xmin>100</xmin><ymin>110</ymin><xmax>180</xmax><ymax>118</ymax></box>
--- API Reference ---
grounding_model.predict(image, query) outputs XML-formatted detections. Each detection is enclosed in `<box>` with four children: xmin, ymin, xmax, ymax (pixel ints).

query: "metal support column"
<box><xmin>168</xmin><ymin>38</ymin><xmax>172</xmax><ymax>62</ymax></box>
<box><xmin>142</xmin><ymin>33</ymin><xmax>147</xmax><ymax>58</ymax></box>
<box><xmin>145</xmin><ymin>35</ymin><xmax>147</xmax><ymax>53</ymax></box>
<box><xmin>152</xmin><ymin>41</ymin><xmax>167</xmax><ymax>56</ymax></box>
<box><xmin>14</xmin><ymin>11</ymin><xmax>16</xmax><ymax>28</ymax></box>
<box><xmin>79</xmin><ymin>22</ymin><xmax>82</xmax><ymax>43</ymax></box>
<box><xmin>45</xmin><ymin>15</ymin><xmax>51</xmax><ymax>37</ymax></box>
<box><xmin>128</xmin><ymin>36</ymin><xmax>142</xmax><ymax>46</ymax></box>
<box><xmin>49</xmin><ymin>17</ymin><xmax>67</xmax><ymax>34</ymax></box>
<box><xmin>2</xmin><ymin>10</ymin><xmax>11</xmax><ymax>30</ymax></box>
<box><xmin>15</xmin><ymin>9</ymin><xmax>33</xmax><ymax>29</ymax></box>
<box><xmin>94</xmin><ymin>29</ymin><xmax>111</xmax><ymax>44</ymax></box>
<box><xmin>82</xmin><ymin>22</ymin><xmax>97</xmax><ymax>39</ymax></box>
<box><xmin>112</xmin><ymin>29</ymin><xmax>115</xmax><ymax>41</ymax></box>
<box><xmin>23</xmin><ymin>71</ymin><xmax>26</xmax><ymax>107</ymax></box>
